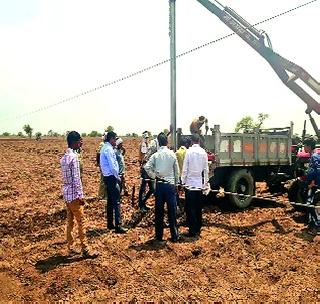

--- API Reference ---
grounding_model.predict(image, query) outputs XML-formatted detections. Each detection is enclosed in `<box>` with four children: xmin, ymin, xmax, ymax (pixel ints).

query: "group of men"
<box><xmin>60</xmin><ymin>122</ymin><xmax>210</xmax><ymax>255</ymax></box>
<box><xmin>137</xmin><ymin>131</ymin><xmax>209</xmax><ymax>242</ymax></box>
<box><xmin>60</xmin><ymin>130</ymin><xmax>128</xmax><ymax>256</ymax></box>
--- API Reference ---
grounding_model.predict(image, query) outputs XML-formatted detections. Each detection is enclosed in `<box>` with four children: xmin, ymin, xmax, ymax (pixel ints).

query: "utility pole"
<box><xmin>169</xmin><ymin>0</ymin><xmax>177</xmax><ymax>150</ymax></box>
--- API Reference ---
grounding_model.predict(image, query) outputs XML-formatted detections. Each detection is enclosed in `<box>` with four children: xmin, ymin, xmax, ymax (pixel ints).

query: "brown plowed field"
<box><xmin>0</xmin><ymin>137</ymin><xmax>319</xmax><ymax>302</ymax></box>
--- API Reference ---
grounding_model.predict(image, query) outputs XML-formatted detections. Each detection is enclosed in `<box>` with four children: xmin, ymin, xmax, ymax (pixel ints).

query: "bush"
<box><xmin>89</xmin><ymin>131</ymin><xmax>102</xmax><ymax>137</ymax></box>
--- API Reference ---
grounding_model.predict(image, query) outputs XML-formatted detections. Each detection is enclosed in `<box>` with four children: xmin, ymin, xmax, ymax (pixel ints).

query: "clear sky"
<box><xmin>0</xmin><ymin>0</ymin><xmax>319</xmax><ymax>136</ymax></box>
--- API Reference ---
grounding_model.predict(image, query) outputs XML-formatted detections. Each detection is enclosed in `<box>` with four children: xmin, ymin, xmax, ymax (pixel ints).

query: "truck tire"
<box><xmin>226</xmin><ymin>169</ymin><xmax>254</xmax><ymax>209</ymax></box>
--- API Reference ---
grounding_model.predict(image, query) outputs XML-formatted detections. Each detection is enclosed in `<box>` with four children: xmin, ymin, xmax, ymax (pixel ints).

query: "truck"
<box><xmin>177</xmin><ymin>0</ymin><xmax>320</xmax><ymax>209</ymax></box>
<box><xmin>178</xmin><ymin>124</ymin><xmax>294</xmax><ymax>208</ymax></box>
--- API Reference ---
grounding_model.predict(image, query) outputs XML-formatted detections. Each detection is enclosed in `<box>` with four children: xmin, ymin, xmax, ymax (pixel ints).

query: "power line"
<box><xmin>0</xmin><ymin>0</ymin><xmax>318</xmax><ymax>123</ymax></box>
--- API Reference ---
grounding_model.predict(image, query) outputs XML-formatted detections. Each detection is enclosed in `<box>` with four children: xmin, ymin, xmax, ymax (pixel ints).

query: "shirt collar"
<box><xmin>192</xmin><ymin>144</ymin><xmax>200</xmax><ymax>147</ymax></box>
<box><xmin>159</xmin><ymin>146</ymin><xmax>168</xmax><ymax>151</ymax></box>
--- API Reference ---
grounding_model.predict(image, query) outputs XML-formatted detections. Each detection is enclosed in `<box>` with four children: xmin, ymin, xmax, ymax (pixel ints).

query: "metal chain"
<box><xmin>0</xmin><ymin>0</ymin><xmax>318</xmax><ymax>123</ymax></box>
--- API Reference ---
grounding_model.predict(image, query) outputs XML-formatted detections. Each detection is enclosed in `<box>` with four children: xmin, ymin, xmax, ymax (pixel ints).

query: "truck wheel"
<box><xmin>288</xmin><ymin>179</ymin><xmax>306</xmax><ymax>211</ymax></box>
<box><xmin>227</xmin><ymin>169</ymin><xmax>254</xmax><ymax>209</ymax></box>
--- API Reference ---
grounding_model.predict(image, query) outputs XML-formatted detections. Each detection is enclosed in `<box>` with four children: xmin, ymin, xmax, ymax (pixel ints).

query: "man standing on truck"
<box><xmin>190</xmin><ymin>116</ymin><xmax>209</xmax><ymax>148</ymax></box>
<box><xmin>181</xmin><ymin>134</ymin><xmax>209</xmax><ymax>237</ymax></box>
<box><xmin>190</xmin><ymin>116</ymin><xmax>209</xmax><ymax>136</ymax></box>
<box><xmin>303</xmin><ymin>137</ymin><xmax>320</xmax><ymax>234</ymax></box>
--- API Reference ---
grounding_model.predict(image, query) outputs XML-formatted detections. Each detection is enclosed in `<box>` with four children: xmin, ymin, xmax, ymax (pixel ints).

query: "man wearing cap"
<box><xmin>100</xmin><ymin>131</ymin><xmax>127</xmax><ymax>233</ymax></box>
<box><xmin>139</xmin><ymin>131</ymin><xmax>149</xmax><ymax>165</ymax></box>
<box><xmin>138</xmin><ymin>132</ymin><xmax>156</xmax><ymax>212</ymax></box>
<box><xmin>115</xmin><ymin>137</ymin><xmax>128</xmax><ymax>196</ymax></box>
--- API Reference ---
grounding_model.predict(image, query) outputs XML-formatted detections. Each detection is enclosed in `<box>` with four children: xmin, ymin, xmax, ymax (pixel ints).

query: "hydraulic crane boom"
<box><xmin>196</xmin><ymin>0</ymin><xmax>320</xmax><ymax>117</ymax></box>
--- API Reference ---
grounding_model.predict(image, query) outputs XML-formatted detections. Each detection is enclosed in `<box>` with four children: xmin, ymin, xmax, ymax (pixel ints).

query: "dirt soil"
<box><xmin>0</xmin><ymin>137</ymin><xmax>319</xmax><ymax>302</ymax></box>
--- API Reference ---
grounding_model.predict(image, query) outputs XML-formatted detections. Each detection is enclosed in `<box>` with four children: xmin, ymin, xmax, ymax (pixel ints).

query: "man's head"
<box><xmin>180</xmin><ymin>136</ymin><xmax>192</xmax><ymax>149</ymax></box>
<box><xmin>106</xmin><ymin>131</ymin><xmax>117</xmax><ymax>146</ymax></box>
<box><xmin>157</xmin><ymin>132</ymin><xmax>168</xmax><ymax>147</ymax></box>
<box><xmin>191</xmin><ymin>133</ymin><xmax>200</xmax><ymax>144</ymax></box>
<box><xmin>142</xmin><ymin>131</ymin><xmax>149</xmax><ymax>140</ymax></box>
<box><xmin>199</xmin><ymin>116</ymin><xmax>206</xmax><ymax>123</ymax></box>
<box><xmin>116</xmin><ymin>137</ymin><xmax>123</xmax><ymax>149</ymax></box>
<box><xmin>303</xmin><ymin>137</ymin><xmax>316</xmax><ymax>153</ymax></box>
<box><xmin>67</xmin><ymin>131</ymin><xmax>82</xmax><ymax>149</ymax></box>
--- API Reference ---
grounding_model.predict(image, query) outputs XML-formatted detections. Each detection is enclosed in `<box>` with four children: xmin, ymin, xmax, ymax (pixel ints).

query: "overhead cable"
<box><xmin>0</xmin><ymin>0</ymin><xmax>317</xmax><ymax>123</ymax></box>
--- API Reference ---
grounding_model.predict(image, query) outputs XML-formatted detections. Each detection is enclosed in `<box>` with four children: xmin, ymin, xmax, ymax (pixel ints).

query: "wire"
<box><xmin>0</xmin><ymin>0</ymin><xmax>318</xmax><ymax>123</ymax></box>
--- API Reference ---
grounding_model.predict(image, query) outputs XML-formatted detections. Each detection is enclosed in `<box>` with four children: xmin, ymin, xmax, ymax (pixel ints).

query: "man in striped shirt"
<box><xmin>60</xmin><ymin>131</ymin><xmax>90</xmax><ymax>256</ymax></box>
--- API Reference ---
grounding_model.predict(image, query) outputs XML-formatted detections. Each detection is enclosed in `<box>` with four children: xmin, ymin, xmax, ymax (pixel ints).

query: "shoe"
<box><xmin>107</xmin><ymin>224</ymin><xmax>115</xmax><ymax>230</ymax></box>
<box><xmin>140</xmin><ymin>206</ymin><xmax>150</xmax><ymax>213</ymax></box>
<box><xmin>115</xmin><ymin>226</ymin><xmax>128</xmax><ymax>234</ymax></box>
<box><xmin>148</xmin><ymin>238</ymin><xmax>165</xmax><ymax>245</ymax></box>
<box><xmin>170</xmin><ymin>236</ymin><xmax>181</xmax><ymax>243</ymax></box>
<box><xmin>307</xmin><ymin>227</ymin><xmax>320</xmax><ymax>236</ymax></box>
<box><xmin>183</xmin><ymin>232</ymin><xmax>199</xmax><ymax>238</ymax></box>
<box><xmin>67</xmin><ymin>248</ymin><xmax>78</xmax><ymax>256</ymax></box>
<box><xmin>82</xmin><ymin>248</ymin><xmax>99</xmax><ymax>258</ymax></box>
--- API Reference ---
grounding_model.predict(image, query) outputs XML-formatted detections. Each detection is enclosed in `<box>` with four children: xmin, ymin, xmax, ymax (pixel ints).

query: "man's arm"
<box><xmin>144</xmin><ymin>154</ymin><xmax>156</xmax><ymax>180</ymax></box>
<box><xmin>203</xmin><ymin>152</ymin><xmax>209</xmax><ymax>187</ymax></box>
<box><xmin>71</xmin><ymin>157</ymin><xmax>84</xmax><ymax>199</ymax></box>
<box><xmin>106</xmin><ymin>148</ymin><xmax>120</xmax><ymax>179</ymax></box>
<box><xmin>173</xmin><ymin>156</ymin><xmax>180</xmax><ymax>186</ymax></box>
<box><xmin>181</xmin><ymin>152</ymin><xmax>189</xmax><ymax>185</ymax></box>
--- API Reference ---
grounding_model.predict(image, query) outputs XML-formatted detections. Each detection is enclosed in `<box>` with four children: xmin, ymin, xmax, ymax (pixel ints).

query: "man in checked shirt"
<box><xmin>60</xmin><ymin>131</ymin><xmax>95</xmax><ymax>257</ymax></box>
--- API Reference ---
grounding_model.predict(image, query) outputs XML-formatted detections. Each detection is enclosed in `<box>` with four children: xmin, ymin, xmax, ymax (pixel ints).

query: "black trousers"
<box><xmin>103</xmin><ymin>175</ymin><xmax>121</xmax><ymax>227</ymax></box>
<box><xmin>154</xmin><ymin>183</ymin><xmax>179</xmax><ymax>240</ymax></box>
<box><xmin>185</xmin><ymin>189</ymin><xmax>203</xmax><ymax>235</ymax></box>
<box><xmin>138</xmin><ymin>168</ymin><xmax>154</xmax><ymax>208</ymax></box>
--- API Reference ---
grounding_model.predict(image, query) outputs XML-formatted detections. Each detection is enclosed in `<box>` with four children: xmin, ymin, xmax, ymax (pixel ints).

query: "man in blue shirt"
<box><xmin>100</xmin><ymin>131</ymin><xmax>127</xmax><ymax>233</ymax></box>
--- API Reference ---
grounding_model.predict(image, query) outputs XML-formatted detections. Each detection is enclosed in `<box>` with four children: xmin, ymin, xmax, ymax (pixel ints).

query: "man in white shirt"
<box><xmin>144</xmin><ymin>133</ymin><xmax>180</xmax><ymax>242</ymax></box>
<box><xmin>181</xmin><ymin>134</ymin><xmax>209</xmax><ymax>237</ymax></box>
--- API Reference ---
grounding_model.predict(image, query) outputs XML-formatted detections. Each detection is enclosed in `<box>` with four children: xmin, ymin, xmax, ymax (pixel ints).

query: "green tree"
<box><xmin>35</xmin><ymin>132</ymin><xmax>42</xmax><ymax>140</ymax></box>
<box><xmin>17</xmin><ymin>131</ymin><xmax>23</xmax><ymax>137</ymax></box>
<box><xmin>89</xmin><ymin>130</ymin><xmax>100</xmax><ymax>137</ymax></box>
<box><xmin>2</xmin><ymin>132</ymin><xmax>10</xmax><ymax>136</ymax></box>
<box><xmin>235</xmin><ymin>113</ymin><xmax>269</xmax><ymax>133</ymax></box>
<box><xmin>23</xmin><ymin>124</ymin><xmax>33</xmax><ymax>138</ymax></box>
<box><xmin>81</xmin><ymin>132</ymin><xmax>87</xmax><ymax>137</ymax></box>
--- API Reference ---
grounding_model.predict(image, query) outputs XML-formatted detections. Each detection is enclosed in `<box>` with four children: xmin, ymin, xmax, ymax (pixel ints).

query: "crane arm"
<box><xmin>196</xmin><ymin>0</ymin><xmax>320</xmax><ymax>115</ymax></box>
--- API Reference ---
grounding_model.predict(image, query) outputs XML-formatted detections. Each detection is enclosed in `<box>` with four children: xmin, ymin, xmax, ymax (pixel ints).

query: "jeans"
<box><xmin>138</xmin><ymin>168</ymin><xmax>154</xmax><ymax>208</ymax></box>
<box><xmin>185</xmin><ymin>189</ymin><xmax>203</xmax><ymax>235</ymax></box>
<box><xmin>154</xmin><ymin>183</ymin><xmax>179</xmax><ymax>240</ymax></box>
<box><xmin>103</xmin><ymin>175</ymin><xmax>121</xmax><ymax>227</ymax></box>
